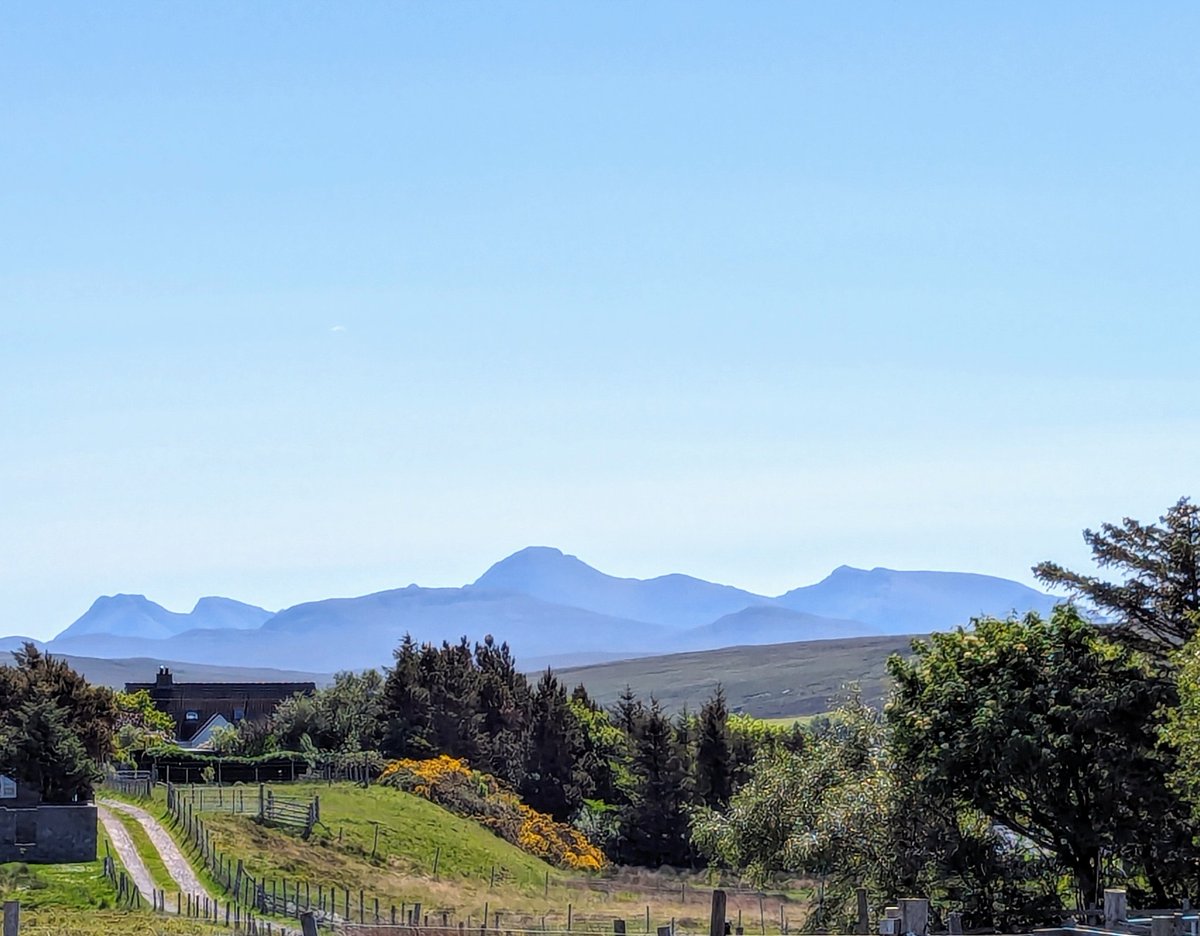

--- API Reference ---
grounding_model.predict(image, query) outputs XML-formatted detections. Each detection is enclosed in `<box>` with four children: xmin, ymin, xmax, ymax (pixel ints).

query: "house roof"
<box><xmin>184</xmin><ymin>713</ymin><xmax>232</xmax><ymax>750</ymax></box>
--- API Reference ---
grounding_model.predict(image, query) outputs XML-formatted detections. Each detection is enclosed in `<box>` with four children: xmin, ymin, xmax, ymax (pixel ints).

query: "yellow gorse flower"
<box><xmin>378</xmin><ymin>756</ymin><xmax>605</xmax><ymax>872</ymax></box>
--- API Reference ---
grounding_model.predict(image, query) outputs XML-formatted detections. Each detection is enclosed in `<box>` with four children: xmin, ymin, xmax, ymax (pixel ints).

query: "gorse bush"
<box><xmin>379</xmin><ymin>755</ymin><xmax>605</xmax><ymax>872</ymax></box>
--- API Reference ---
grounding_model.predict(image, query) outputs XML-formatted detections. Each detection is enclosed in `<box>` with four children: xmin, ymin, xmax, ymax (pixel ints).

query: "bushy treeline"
<box><xmin>214</xmin><ymin>632</ymin><xmax>803</xmax><ymax>866</ymax></box>
<box><xmin>381</xmin><ymin>631</ymin><xmax>804</xmax><ymax>864</ymax></box>
<box><xmin>695</xmin><ymin>497</ymin><xmax>1200</xmax><ymax>931</ymax></box>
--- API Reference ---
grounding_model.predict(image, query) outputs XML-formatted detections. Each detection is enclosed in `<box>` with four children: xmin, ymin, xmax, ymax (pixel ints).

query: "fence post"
<box><xmin>300</xmin><ymin>912</ymin><xmax>319</xmax><ymax>936</ymax></box>
<box><xmin>899</xmin><ymin>899</ymin><xmax>928</xmax><ymax>936</ymax></box>
<box><xmin>710</xmin><ymin>890</ymin><xmax>727</xmax><ymax>936</ymax></box>
<box><xmin>3</xmin><ymin>900</ymin><xmax>19</xmax><ymax>936</ymax></box>
<box><xmin>1104</xmin><ymin>890</ymin><xmax>1128</xmax><ymax>929</ymax></box>
<box><xmin>856</xmin><ymin>889</ymin><xmax>869</xmax><ymax>935</ymax></box>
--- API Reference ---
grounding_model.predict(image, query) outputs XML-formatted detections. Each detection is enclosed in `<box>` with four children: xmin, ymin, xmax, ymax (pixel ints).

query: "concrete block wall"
<box><xmin>0</xmin><ymin>805</ymin><xmax>97</xmax><ymax>863</ymax></box>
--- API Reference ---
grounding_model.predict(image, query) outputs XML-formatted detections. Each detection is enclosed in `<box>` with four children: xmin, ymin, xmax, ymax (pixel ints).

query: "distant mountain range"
<box><xmin>5</xmin><ymin>547</ymin><xmax>1060</xmax><ymax>673</ymax></box>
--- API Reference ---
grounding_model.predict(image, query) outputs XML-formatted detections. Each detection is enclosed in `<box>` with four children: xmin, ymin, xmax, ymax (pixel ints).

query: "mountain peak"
<box><xmin>472</xmin><ymin>547</ymin><xmax>595</xmax><ymax>588</ymax></box>
<box><xmin>472</xmin><ymin>546</ymin><xmax>770</xmax><ymax>629</ymax></box>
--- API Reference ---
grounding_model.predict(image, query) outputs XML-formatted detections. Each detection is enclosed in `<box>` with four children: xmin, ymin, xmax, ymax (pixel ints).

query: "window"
<box><xmin>185</xmin><ymin>710</ymin><xmax>199</xmax><ymax>721</ymax></box>
<box><xmin>233</xmin><ymin>707</ymin><xmax>245</xmax><ymax>722</ymax></box>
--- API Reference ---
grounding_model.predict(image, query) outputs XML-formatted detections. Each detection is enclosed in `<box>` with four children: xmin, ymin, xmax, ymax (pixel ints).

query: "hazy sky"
<box><xmin>3</xmin><ymin>3</ymin><xmax>1199</xmax><ymax>640</ymax></box>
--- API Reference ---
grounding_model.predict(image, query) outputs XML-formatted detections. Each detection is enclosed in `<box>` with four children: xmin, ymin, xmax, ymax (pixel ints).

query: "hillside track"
<box><xmin>97</xmin><ymin>803</ymin><xmax>156</xmax><ymax>902</ymax></box>
<box><xmin>100</xmin><ymin>798</ymin><xmax>211</xmax><ymax>899</ymax></box>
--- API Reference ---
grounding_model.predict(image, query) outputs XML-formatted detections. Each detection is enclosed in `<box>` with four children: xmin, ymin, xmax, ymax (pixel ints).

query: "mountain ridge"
<box><xmin>11</xmin><ymin>549</ymin><xmax>1061</xmax><ymax>674</ymax></box>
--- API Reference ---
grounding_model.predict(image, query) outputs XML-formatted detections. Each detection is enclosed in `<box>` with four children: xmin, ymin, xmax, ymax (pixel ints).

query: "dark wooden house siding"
<box><xmin>125</xmin><ymin>667</ymin><xmax>315</xmax><ymax>743</ymax></box>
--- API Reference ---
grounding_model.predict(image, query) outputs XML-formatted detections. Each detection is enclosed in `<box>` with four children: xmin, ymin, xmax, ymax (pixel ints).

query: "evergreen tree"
<box><xmin>522</xmin><ymin>670</ymin><xmax>591</xmax><ymax>821</ymax></box>
<box><xmin>426</xmin><ymin>638</ymin><xmax>483</xmax><ymax>761</ymax></box>
<box><xmin>381</xmin><ymin>634</ymin><xmax>435</xmax><ymax>756</ymax></box>
<box><xmin>622</xmin><ymin>699</ymin><xmax>694</xmax><ymax>867</ymax></box>
<box><xmin>695</xmin><ymin>685</ymin><xmax>734</xmax><ymax>809</ymax></box>
<box><xmin>1034</xmin><ymin>496</ymin><xmax>1200</xmax><ymax>661</ymax></box>
<box><xmin>614</xmin><ymin>684</ymin><xmax>645</xmax><ymax>737</ymax></box>
<box><xmin>475</xmin><ymin>635</ymin><xmax>531</xmax><ymax>786</ymax></box>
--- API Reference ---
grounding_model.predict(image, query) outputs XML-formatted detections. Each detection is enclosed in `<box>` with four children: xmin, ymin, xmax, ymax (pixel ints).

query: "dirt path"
<box><xmin>96</xmin><ymin>804</ymin><xmax>155</xmax><ymax>902</ymax></box>
<box><xmin>100</xmin><ymin>799</ymin><xmax>211</xmax><ymax>900</ymax></box>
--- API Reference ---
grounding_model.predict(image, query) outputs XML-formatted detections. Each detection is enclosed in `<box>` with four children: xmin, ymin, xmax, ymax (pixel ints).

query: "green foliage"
<box><xmin>520</xmin><ymin>670</ymin><xmax>591</xmax><ymax>821</ymax></box>
<box><xmin>568</xmin><ymin>694</ymin><xmax>628</xmax><ymax>806</ymax></box>
<box><xmin>693</xmin><ymin>694</ymin><xmax>1059</xmax><ymax>931</ymax></box>
<box><xmin>887</xmin><ymin>607</ymin><xmax>1193</xmax><ymax>905</ymax></box>
<box><xmin>1034</xmin><ymin>496</ymin><xmax>1200</xmax><ymax>662</ymax></box>
<box><xmin>0</xmin><ymin>643</ymin><xmax>115</xmax><ymax>802</ymax></box>
<box><xmin>273</xmin><ymin>667</ymin><xmax>384</xmax><ymax>755</ymax></box>
<box><xmin>112</xmin><ymin>689</ymin><xmax>176</xmax><ymax>763</ymax></box>
<box><xmin>693</xmin><ymin>694</ymin><xmax>880</xmax><ymax>886</ymax></box>
<box><xmin>622</xmin><ymin>700</ymin><xmax>693</xmax><ymax>867</ymax></box>
<box><xmin>695</xmin><ymin>685</ymin><xmax>733</xmax><ymax>809</ymax></box>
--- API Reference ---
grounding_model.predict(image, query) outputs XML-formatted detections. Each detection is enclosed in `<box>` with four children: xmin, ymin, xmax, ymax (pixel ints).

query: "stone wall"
<box><xmin>0</xmin><ymin>804</ymin><xmax>97</xmax><ymax>863</ymax></box>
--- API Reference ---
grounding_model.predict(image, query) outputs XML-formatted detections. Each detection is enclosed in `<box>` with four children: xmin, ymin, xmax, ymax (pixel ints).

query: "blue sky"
<box><xmin>3</xmin><ymin>3</ymin><xmax>1198</xmax><ymax>640</ymax></box>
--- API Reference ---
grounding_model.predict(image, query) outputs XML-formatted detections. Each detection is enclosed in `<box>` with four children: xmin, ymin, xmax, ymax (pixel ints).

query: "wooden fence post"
<box><xmin>710</xmin><ymin>890</ymin><xmax>727</xmax><ymax>936</ymax></box>
<box><xmin>300</xmin><ymin>912</ymin><xmax>319</xmax><ymax>936</ymax></box>
<box><xmin>856</xmin><ymin>889</ymin><xmax>869</xmax><ymax>935</ymax></box>
<box><xmin>3</xmin><ymin>900</ymin><xmax>19</xmax><ymax>936</ymax></box>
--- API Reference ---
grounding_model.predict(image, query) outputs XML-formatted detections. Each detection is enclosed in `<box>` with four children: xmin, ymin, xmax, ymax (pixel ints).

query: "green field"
<box><xmin>0</xmin><ymin>825</ymin><xmax>227</xmax><ymax>936</ymax></box>
<box><xmin>126</xmin><ymin>781</ymin><xmax>811</xmax><ymax>933</ymax></box>
<box><xmin>558</xmin><ymin>633</ymin><xmax>923</xmax><ymax>717</ymax></box>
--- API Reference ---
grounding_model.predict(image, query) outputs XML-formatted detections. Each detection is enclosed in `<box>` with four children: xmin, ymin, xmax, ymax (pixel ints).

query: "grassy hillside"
<box><xmin>0</xmin><ymin>826</ymin><xmax>226</xmax><ymax>936</ymax></box>
<box><xmin>132</xmin><ymin>781</ymin><xmax>809</xmax><ymax>933</ymax></box>
<box><xmin>558</xmin><ymin>633</ymin><xmax>924</xmax><ymax>717</ymax></box>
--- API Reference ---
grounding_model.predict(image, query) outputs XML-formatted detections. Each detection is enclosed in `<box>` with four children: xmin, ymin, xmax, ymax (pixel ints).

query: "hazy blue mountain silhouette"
<box><xmin>51</xmin><ymin>586</ymin><xmax>672</xmax><ymax>671</ymax></box>
<box><xmin>680</xmin><ymin>605</ymin><xmax>883</xmax><ymax>650</ymax></box>
<box><xmin>19</xmin><ymin>548</ymin><xmax>1062</xmax><ymax>672</ymax></box>
<box><xmin>472</xmin><ymin>546</ymin><xmax>770</xmax><ymax>628</ymax></box>
<box><xmin>57</xmin><ymin>594</ymin><xmax>272</xmax><ymax>641</ymax></box>
<box><xmin>0</xmin><ymin>636</ymin><xmax>43</xmax><ymax>653</ymax></box>
<box><xmin>777</xmin><ymin>565</ymin><xmax>1059</xmax><ymax>632</ymax></box>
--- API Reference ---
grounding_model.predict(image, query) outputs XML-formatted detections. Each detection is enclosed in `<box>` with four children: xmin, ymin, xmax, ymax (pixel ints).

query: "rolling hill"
<box><xmin>557</xmin><ymin>632</ymin><xmax>923</xmax><ymax>718</ymax></box>
<box><xmin>0</xmin><ymin>651</ymin><xmax>330</xmax><ymax>689</ymax></box>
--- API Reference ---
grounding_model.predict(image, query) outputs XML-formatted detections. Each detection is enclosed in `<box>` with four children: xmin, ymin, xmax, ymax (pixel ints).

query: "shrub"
<box><xmin>379</xmin><ymin>755</ymin><xmax>605</xmax><ymax>871</ymax></box>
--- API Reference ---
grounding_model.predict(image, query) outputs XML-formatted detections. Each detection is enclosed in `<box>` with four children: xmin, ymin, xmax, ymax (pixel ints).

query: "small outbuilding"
<box><xmin>0</xmin><ymin>774</ymin><xmax>97</xmax><ymax>863</ymax></box>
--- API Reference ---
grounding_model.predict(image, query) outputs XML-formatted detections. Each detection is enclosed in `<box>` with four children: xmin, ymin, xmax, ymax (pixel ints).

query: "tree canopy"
<box><xmin>1034</xmin><ymin>496</ymin><xmax>1200</xmax><ymax>661</ymax></box>
<box><xmin>887</xmin><ymin>607</ymin><xmax>1191</xmax><ymax>905</ymax></box>
<box><xmin>0</xmin><ymin>643</ymin><xmax>115</xmax><ymax>802</ymax></box>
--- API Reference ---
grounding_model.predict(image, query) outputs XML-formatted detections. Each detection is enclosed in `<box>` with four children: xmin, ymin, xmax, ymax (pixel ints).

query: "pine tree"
<box><xmin>621</xmin><ymin>699</ymin><xmax>694</xmax><ymax>867</ymax></box>
<box><xmin>695</xmin><ymin>685</ymin><xmax>734</xmax><ymax>809</ymax></box>
<box><xmin>521</xmin><ymin>670</ymin><xmax>591</xmax><ymax>821</ymax></box>
<box><xmin>381</xmin><ymin>634</ymin><xmax>435</xmax><ymax>756</ymax></box>
<box><xmin>1034</xmin><ymin>496</ymin><xmax>1200</xmax><ymax>661</ymax></box>
<box><xmin>426</xmin><ymin>638</ymin><xmax>483</xmax><ymax>762</ymax></box>
<box><xmin>614</xmin><ymin>684</ymin><xmax>645</xmax><ymax>736</ymax></box>
<box><xmin>475</xmin><ymin>636</ymin><xmax>531</xmax><ymax>787</ymax></box>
